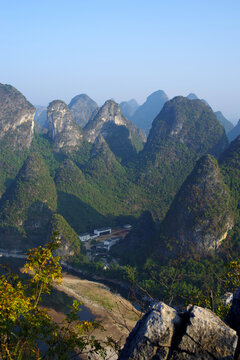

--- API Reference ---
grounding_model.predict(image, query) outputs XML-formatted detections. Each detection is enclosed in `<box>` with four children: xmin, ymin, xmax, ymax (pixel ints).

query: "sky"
<box><xmin>0</xmin><ymin>0</ymin><xmax>240</xmax><ymax>123</ymax></box>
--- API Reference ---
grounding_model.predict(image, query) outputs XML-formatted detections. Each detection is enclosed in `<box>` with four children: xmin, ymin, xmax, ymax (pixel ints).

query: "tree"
<box><xmin>0</xmin><ymin>235</ymin><xmax>118</xmax><ymax>359</ymax></box>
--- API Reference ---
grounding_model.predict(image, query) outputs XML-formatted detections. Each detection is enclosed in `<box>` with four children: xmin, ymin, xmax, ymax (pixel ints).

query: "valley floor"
<box><xmin>52</xmin><ymin>273</ymin><xmax>141</xmax><ymax>359</ymax></box>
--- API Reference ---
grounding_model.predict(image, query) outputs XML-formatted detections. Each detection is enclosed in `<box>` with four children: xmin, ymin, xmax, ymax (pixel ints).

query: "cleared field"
<box><xmin>53</xmin><ymin>273</ymin><xmax>141</xmax><ymax>359</ymax></box>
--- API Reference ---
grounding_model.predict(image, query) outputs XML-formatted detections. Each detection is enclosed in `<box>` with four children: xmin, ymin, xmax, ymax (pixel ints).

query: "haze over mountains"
<box><xmin>34</xmin><ymin>88</ymin><xmax>238</xmax><ymax>141</ymax></box>
<box><xmin>127</xmin><ymin>90</ymin><xmax>169</xmax><ymax>134</ymax></box>
<box><xmin>68</xmin><ymin>94</ymin><xmax>98</xmax><ymax>128</ymax></box>
<box><xmin>1</xmin><ymin>82</ymin><xmax>240</xmax><ymax>269</ymax></box>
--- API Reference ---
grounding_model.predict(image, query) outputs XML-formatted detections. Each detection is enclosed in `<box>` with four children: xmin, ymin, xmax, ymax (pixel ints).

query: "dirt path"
<box><xmin>52</xmin><ymin>273</ymin><xmax>141</xmax><ymax>359</ymax></box>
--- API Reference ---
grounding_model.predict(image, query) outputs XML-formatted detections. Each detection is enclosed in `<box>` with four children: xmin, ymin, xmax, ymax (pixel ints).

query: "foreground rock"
<box><xmin>119</xmin><ymin>302</ymin><xmax>237</xmax><ymax>359</ymax></box>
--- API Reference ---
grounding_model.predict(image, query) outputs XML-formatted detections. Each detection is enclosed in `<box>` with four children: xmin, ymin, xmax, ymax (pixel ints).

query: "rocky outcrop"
<box><xmin>47</xmin><ymin>100</ymin><xmax>83</xmax><ymax>152</ymax></box>
<box><xmin>119</xmin><ymin>302</ymin><xmax>238</xmax><ymax>359</ymax></box>
<box><xmin>85</xmin><ymin>100</ymin><xmax>132</xmax><ymax>142</ymax></box>
<box><xmin>162</xmin><ymin>155</ymin><xmax>234</xmax><ymax>256</ymax></box>
<box><xmin>0</xmin><ymin>83</ymin><xmax>35</xmax><ymax>149</ymax></box>
<box><xmin>68</xmin><ymin>93</ymin><xmax>98</xmax><ymax>128</ymax></box>
<box><xmin>84</xmin><ymin>100</ymin><xmax>146</xmax><ymax>161</ymax></box>
<box><xmin>131</xmin><ymin>90</ymin><xmax>169</xmax><ymax>134</ymax></box>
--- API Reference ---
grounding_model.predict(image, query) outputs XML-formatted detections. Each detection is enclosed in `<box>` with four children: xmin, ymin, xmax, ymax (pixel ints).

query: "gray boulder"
<box><xmin>177</xmin><ymin>306</ymin><xmax>237</xmax><ymax>359</ymax></box>
<box><xmin>119</xmin><ymin>302</ymin><xmax>237</xmax><ymax>360</ymax></box>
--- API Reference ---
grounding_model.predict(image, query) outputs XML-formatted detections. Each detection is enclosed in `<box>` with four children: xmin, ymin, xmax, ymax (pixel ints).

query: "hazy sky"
<box><xmin>1</xmin><ymin>0</ymin><xmax>239</xmax><ymax>122</ymax></box>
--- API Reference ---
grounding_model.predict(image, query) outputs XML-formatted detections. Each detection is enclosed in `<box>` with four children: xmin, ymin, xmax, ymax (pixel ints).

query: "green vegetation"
<box><xmin>0</xmin><ymin>133</ymin><xmax>31</xmax><ymax>197</ymax></box>
<box><xmin>3</xmin><ymin>85</ymin><xmax>240</xmax><ymax>352</ymax></box>
<box><xmin>160</xmin><ymin>155</ymin><xmax>234</xmax><ymax>256</ymax></box>
<box><xmin>0</xmin><ymin>152</ymin><xmax>57</xmax><ymax>248</ymax></box>
<box><xmin>0</xmin><ymin>93</ymin><xmax>238</xmax><ymax>293</ymax></box>
<box><xmin>114</xmin><ymin>135</ymin><xmax>240</xmax><ymax>316</ymax></box>
<box><xmin>136</xmin><ymin>96</ymin><xmax>228</xmax><ymax>219</ymax></box>
<box><xmin>55</xmin><ymin>159</ymin><xmax>107</xmax><ymax>232</ymax></box>
<box><xmin>105</xmin><ymin>124</ymin><xmax>137</xmax><ymax>162</ymax></box>
<box><xmin>0</xmin><ymin>236</ymin><xmax>117</xmax><ymax>359</ymax></box>
<box><xmin>220</xmin><ymin>136</ymin><xmax>240</xmax><ymax>217</ymax></box>
<box><xmin>51</xmin><ymin>214</ymin><xmax>87</xmax><ymax>263</ymax></box>
<box><xmin>31</xmin><ymin>135</ymin><xmax>63</xmax><ymax>177</ymax></box>
<box><xmin>124</xmin><ymin>253</ymin><xmax>238</xmax><ymax>319</ymax></box>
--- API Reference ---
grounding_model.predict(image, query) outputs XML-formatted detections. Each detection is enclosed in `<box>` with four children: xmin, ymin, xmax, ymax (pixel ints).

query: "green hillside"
<box><xmin>161</xmin><ymin>155</ymin><xmax>234</xmax><ymax>257</ymax></box>
<box><xmin>0</xmin><ymin>86</ymin><xmax>235</xmax><ymax>264</ymax></box>
<box><xmin>51</xmin><ymin>213</ymin><xmax>87</xmax><ymax>263</ymax></box>
<box><xmin>0</xmin><ymin>152</ymin><xmax>57</xmax><ymax>248</ymax></box>
<box><xmin>137</xmin><ymin>96</ymin><xmax>228</xmax><ymax>219</ymax></box>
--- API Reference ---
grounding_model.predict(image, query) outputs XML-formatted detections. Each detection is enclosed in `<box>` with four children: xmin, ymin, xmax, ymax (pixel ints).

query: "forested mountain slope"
<box><xmin>0</xmin><ymin>84</ymin><xmax>233</xmax><ymax>263</ymax></box>
<box><xmin>137</xmin><ymin>96</ymin><xmax>228</xmax><ymax>219</ymax></box>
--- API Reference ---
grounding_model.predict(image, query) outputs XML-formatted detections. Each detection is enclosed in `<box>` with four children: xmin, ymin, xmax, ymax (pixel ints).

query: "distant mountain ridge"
<box><xmin>215</xmin><ymin>111</ymin><xmax>234</xmax><ymax>133</ymax></box>
<box><xmin>34</xmin><ymin>105</ymin><xmax>48</xmax><ymax>129</ymax></box>
<box><xmin>187</xmin><ymin>93</ymin><xmax>209</xmax><ymax>106</ymax></box>
<box><xmin>68</xmin><ymin>94</ymin><xmax>98</xmax><ymax>128</ymax></box>
<box><xmin>130</xmin><ymin>90</ymin><xmax>169</xmax><ymax>134</ymax></box>
<box><xmin>186</xmin><ymin>92</ymin><xmax>234</xmax><ymax>133</ymax></box>
<box><xmin>227</xmin><ymin>119</ymin><xmax>240</xmax><ymax>143</ymax></box>
<box><xmin>0</xmin><ymin>83</ymin><xmax>238</xmax><ymax>266</ymax></box>
<box><xmin>120</xmin><ymin>99</ymin><xmax>139</xmax><ymax>119</ymax></box>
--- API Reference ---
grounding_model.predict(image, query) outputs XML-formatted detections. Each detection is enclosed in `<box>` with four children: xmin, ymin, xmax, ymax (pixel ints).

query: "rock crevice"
<box><xmin>118</xmin><ymin>302</ymin><xmax>237</xmax><ymax>360</ymax></box>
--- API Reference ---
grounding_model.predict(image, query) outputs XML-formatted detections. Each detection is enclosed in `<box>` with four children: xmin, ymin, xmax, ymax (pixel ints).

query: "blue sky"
<box><xmin>1</xmin><ymin>0</ymin><xmax>239</xmax><ymax>122</ymax></box>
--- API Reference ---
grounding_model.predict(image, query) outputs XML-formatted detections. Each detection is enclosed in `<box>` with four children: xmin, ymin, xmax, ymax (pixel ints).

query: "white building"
<box><xmin>103</xmin><ymin>237</ymin><xmax>121</xmax><ymax>251</ymax></box>
<box><xmin>94</xmin><ymin>227</ymin><xmax>112</xmax><ymax>236</ymax></box>
<box><xmin>123</xmin><ymin>224</ymin><xmax>132</xmax><ymax>230</ymax></box>
<box><xmin>78</xmin><ymin>233</ymin><xmax>91</xmax><ymax>242</ymax></box>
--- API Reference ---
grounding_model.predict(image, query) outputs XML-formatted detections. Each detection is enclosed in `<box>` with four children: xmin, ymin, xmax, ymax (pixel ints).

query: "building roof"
<box><xmin>94</xmin><ymin>227</ymin><xmax>111</xmax><ymax>232</ymax></box>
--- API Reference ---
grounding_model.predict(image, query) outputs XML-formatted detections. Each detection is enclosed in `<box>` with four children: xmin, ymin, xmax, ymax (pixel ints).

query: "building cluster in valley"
<box><xmin>78</xmin><ymin>225</ymin><xmax>132</xmax><ymax>261</ymax></box>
